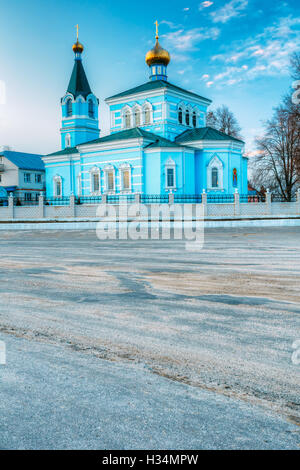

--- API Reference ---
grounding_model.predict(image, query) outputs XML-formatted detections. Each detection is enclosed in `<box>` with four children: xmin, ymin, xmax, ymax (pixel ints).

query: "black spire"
<box><xmin>67</xmin><ymin>59</ymin><xmax>92</xmax><ymax>99</ymax></box>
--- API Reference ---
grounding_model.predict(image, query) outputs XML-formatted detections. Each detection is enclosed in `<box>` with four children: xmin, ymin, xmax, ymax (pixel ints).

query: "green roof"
<box><xmin>66</xmin><ymin>59</ymin><xmax>92</xmax><ymax>99</ymax></box>
<box><xmin>175</xmin><ymin>127</ymin><xmax>244</xmax><ymax>143</ymax></box>
<box><xmin>47</xmin><ymin>146</ymin><xmax>79</xmax><ymax>157</ymax></box>
<box><xmin>78</xmin><ymin>127</ymin><xmax>183</xmax><ymax>147</ymax></box>
<box><xmin>106</xmin><ymin>80</ymin><xmax>211</xmax><ymax>103</ymax></box>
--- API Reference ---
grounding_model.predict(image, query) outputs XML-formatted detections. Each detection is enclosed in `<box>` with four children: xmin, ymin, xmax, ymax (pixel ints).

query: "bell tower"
<box><xmin>60</xmin><ymin>27</ymin><xmax>100</xmax><ymax>149</ymax></box>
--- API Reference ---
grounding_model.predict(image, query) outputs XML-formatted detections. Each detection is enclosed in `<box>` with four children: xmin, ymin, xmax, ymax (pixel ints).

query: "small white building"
<box><xmin>0</xmin><ymin>149</ymin><xmax>45</xmax><ymax>202</ymax></box>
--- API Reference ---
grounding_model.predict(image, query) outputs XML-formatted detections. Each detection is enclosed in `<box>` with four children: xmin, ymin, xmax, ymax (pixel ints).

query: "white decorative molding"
<box><xmin>53</xmin><ymin>174</ymin><xmax>62</xmax><ymax>197</ymax></box>
<box><xmin>119</xmin><ymin>163</ymin><xmax>132</xmax><ymax>192</ymax></box>
<box><xmin>103</xmin><ymin>164</ymin><xmax>115</xmax><ymax>192</ymax></box>
<box><xmin>207</xmin><ymin>154</ymin><xmax>223</xmax><ymax>190</ymax></box>
<box><xmin>165</xmin><ymin>157</ymin><xmax>176</xmax><ymax>190</ymax></box>
<box><xmin>89</xmin><ymin>166</ymin><xmax>101</xmax><ymax>194</ymax></box>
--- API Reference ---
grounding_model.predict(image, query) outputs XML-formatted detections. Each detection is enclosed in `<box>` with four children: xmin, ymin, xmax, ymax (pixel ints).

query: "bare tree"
<box><xmin>206</xmin><ymin>105</ymin><xmax>242</xmax><ymax>138</ymax></box>
<box><xmin>252</xmin><ymin>103</ymin><xmax>300</xmax><ymax>201</ymax></box>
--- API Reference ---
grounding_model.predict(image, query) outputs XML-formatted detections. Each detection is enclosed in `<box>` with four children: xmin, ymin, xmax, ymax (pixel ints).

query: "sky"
<box><xmin>0</xmin><ymin>0</ymin><xmax>299</xmax><ymax>155</ymax></box>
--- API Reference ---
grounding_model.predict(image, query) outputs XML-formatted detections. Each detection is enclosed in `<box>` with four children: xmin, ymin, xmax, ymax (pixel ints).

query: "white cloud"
<box><xmin>201</xmin><ymin>74</ymin><xmax>210</xmax><ymax>80</ymax></box>
<box><xmin>211</xmin><ymin>0</ymin><xmax>248</xmax><ymax>24</ymax></box>
<box><xmin>163</xmin><ymin>27</ymin><xmax>220</xmax><ymax>52</ymax></box>
<box><xmin>199</xmin><ymin>1</ymin><xmax>214</xmax><ymax>10</ymax></box>
<box><xmin>183</xmin><ymin>7</ymin><xmax>190</xmax><ymax>11</ymax></box>
<box><xmin>210</xmin><ymin>16</ymin><xmax>300</xmax><ymax>85</ymax></box>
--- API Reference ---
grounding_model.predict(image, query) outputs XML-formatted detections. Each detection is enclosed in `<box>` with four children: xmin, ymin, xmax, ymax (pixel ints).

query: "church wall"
<box><xmin>183</xmin><ymin>151</ymin><xmax>196</xmax><ymax>194</ymax></box>
<box><xmin>200</xmin><ymin>147</ymin><xmax>245</xmax><ymax>194</ymax></box>
<box><xmin>108</xmin><ymin>91</ymin><xmax>209</xmax><ymax>141</ymax></box>
<box><xmin>242</xmin><ymin>157</ymin><xmax>248</xmax><ymax>194</ymax></box>
<box><xmin>77</xmin><ymin>146</ymin><xmax>143</xmax><ymax>195</ymax></box>
<box><xmin>109</xmin><ymin>95</ymin><xmax>164</xmax><ymax>134</ymax></box>
<box><xmin>194</xmin><ymin>150</ymin><xmax>204</xmax><ymax>194</ymax></box>
<box><xmin>44</xmin><ymin>160</ymin><xmax>73</xmax><ymax>197</ymax></box>
<box><xmin>143</xmin><ymin>151</ymin><xmax>161</xmax><ymax>194</ymax></box>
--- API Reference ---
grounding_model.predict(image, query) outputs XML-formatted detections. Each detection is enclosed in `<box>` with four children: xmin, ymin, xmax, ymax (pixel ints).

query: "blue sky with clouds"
<box><xmin>0</xmin><ymin>0</ymin><xmax>299</xmax><ymax>154</ymax></box>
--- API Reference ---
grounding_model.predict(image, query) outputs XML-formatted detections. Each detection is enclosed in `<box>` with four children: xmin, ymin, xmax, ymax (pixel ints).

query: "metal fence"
<box><xmin>0</xmin><ymin>197</ymin><xmax>8</xmax><ymax>207</ymax></box>
<box><xmin>240</xmin><ymin>194</ymin><xmax>266</xmax><ymax>203</ymax></box>
<box><xmin>14</xmin><ymin>197</ymin><xmax>39</xmax><ymax>206</ymax></box>
<box><xmin>174</xmin><ymin>194</ymin><xmax>203</xmax><ymax>203</ymax></box>
<box><xmin>45</xmin><ymin>197</ymin><xmax>70</xmax><ymax>206</ymax></box>
<box><xmin>141</xmin><ymin>194</ymin><xmax>169</xmax><ymax>204</ymax></box>
<box><xmin>76</xmin><ymin>196</ymin><xmax>103</xmax><ymax>205</ymax></box>
<box><xmin>271</xmin><ymin>194</ymin><xmax>297</xmax><ymax>202</ymax></box>
<box><xmin>207</xmin><ymin>194</ymin><xmax>234</xmax><ymax>203</ymax></box>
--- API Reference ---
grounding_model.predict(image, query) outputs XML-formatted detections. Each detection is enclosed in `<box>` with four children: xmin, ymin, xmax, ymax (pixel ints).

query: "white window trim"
<box><xmin>207</xmin><ymin>155</ymin><xmax>224</xmax><ymax>190</ymax></box>
<box><xmin>119</xmin><ymin>163</ymin><xmax>132</xmax><ymax>192</ymax></box>
<box><xmin>104</xmin><ymin>164</ymin><xmax>115</xmax><ymax>193</ymax></box>
<box><xmin>53</xmin><ymin>175</ymin><xmax>62</xmax><ymax>198</ymax></box>
<box><xmin>142</xmin><ymin>101</ymin><xmax>153</xmax><ymax>125</ymax></box>
<box><xmin>89</xmin><ymin>166</ymin><xmax>101</xmax><ymax>195</ymax></box>
<box><xmin>122</xmin><ymin>105</ymin><xmax>133</xmax><ymax>129</ymax></box>
<box><xmin>133</xmin><ymin>104</ymin><xmax>142</xmax><ymax>127</ymax></box>
<box><xmin>77</xmin><ymin>172</ymin><xmax>82</xmax><ymax>196</ymax></box>
<box><xmin>165</xmin><ymin>157</ymin><xmax>176</xmax><ymax>191</ymax></box>
<box><xmin>65</xmin><ymin>133</ymin><xmax>71</xmax><ymax>148</ymax></box>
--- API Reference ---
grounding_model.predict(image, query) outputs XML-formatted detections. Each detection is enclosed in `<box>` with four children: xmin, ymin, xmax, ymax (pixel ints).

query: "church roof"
<box><xmin>1</xmin><ymin>150</ymin><xmax>44</xmax><ymax>170</ymax></box>
<box><xmin>105</xmin><ymin>80</ymin><xmax>211</xmax><ymax>103</ymax></box>
<box><xmin>47</xmin><ymin>146</ymin><xmax>79</xmax><ymax>157</ymax></box>
<box><xmin>175</xmin><ymin>127</ymin><xmax>244</xmax><ymax>143</ymax></box>
<box><xmin>66</xmin><ymin>60</ymin><xmax>92</xmax><ymax>99</ymax></box>
<box><xmin>79</xmin><ymin>127</ymin><xmax>183</xmax><ymax>147</ymax></box>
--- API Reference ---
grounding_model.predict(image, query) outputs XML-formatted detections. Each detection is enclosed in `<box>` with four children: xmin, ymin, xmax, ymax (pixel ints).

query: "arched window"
<box><xmin>134</xmin><ymin>109</ymin><xmax>141</xmax><ymax>127</ymax></box>
<box><xmin>165</xmin><ymin>158</ymin><xmax>176</xmax><ymax>190</ymax></box>
<box><xmin>212</xmin><ymin>167</ymin><xmax>218</xmax><ymax>188</ymax></box>
<box><xmin>233</xmin><ymin>168</ymin><xmax>238</xmax><ymax>187</ymax></box>
<box><xmin>178</xmin><ymin>107</ymin><xmax>183</xmax><ymax>124</ymax></box>
<box><xmin>119</xmin><ymin>164</ymin><xmax>131</xmax><ymax>191</ymax></box>
<box><xmin>192</xmin><ymin>111</ymin><xmax>197</xmax><ymax>128</ymax></box>
<box><xmin>65</xmin><ymin>134</ymin><xmax>71</xmax><ymax>148</ymax></box>
<box><xmin>144</xmin><ymin>106</ymin><xmax>151</xmax><ymax>125</ymax></box>
<box><xmin>54</xmin><ymin>176</ymin><xmax>62</xmax><ymax>197</ymax></box>
<box><xmin>104</xmin><ymin>165</ymin><xmax>115</xmax><ymax>192</ymax></box>
<box><xmin>66</xmin><ymin>99</ymin><xmax>72</xmax><ymax>117</ymax></box>
<box><xmin>185</xmin><ymin>110</ymin><xmax>190</xmax><ymax>126</ymax></box>
<box><xmin>90</xmin><ymin>168</ymin><xmax>100</xmax><ymax>193</ymax></box>
<box><xmin>88</xmin><ymin>99</ymin><xmax>94</xmax><ymax>118</ymax></box>
<box><xmin>207</xmin><ymin>155</ymin><xmax>223</xmax><ymax>190</ymax></box>
<box><xmin>123</xmin><ymin>170</ymin><xmax>130</xmax><ymax>190</ymax></box>
<box><xmin>125</xmin><ymin>112</ymin><xmax>131</xmax><ymax>128</ymax></box>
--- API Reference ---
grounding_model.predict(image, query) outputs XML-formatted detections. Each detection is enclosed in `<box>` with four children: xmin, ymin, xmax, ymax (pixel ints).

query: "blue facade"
<box><xmin>43</xmin><ymin>33</ymin><xmax>248</xmax><ymax>198</ymax></box>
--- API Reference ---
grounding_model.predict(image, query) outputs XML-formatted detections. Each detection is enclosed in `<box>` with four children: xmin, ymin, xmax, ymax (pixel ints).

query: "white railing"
<box><xmin>0</xmin><ymin>190</ymin><xmax>299</xmax><ymax>221</ymax></box>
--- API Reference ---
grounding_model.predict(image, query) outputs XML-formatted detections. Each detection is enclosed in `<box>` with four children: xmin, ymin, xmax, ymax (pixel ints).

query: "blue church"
<box><xmin>43</xmin><ymin>27</ymin><xmax>248</xmax><ymax>198</ymax></box>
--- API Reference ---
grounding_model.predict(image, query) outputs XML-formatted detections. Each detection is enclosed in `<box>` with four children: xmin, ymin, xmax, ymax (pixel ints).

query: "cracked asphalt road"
<box><xmin>0</xmin><ymin>227</ymin><xmax>299</xmax><ymax>449</ymax></box>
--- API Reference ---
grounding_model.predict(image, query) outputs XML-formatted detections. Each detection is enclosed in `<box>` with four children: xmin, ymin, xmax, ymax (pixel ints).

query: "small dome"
<box><xmin>72</xmin><ymin>40</ymin><xmax>84</xmax><ymax>54</ymax></box>
<box><xmin>145</xmin><ymin>38</ymin><xmax>170</xmax><ymax>67</ymax></box>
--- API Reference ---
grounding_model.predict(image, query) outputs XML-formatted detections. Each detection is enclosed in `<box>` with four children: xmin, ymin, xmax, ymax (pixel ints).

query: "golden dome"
<box><xmin>145</xmin><ymin>38</ymin><xmax>170</xmax><ymax>67</ymax></box>
<box><xmin>72</xmin><ymin>40</ymin><xmax>84</xmax><ymax>54</ymax></box>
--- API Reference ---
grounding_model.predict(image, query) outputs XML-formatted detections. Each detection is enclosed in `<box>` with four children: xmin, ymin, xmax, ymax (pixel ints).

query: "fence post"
<box><xmin>234</xmin><ymin>189</ymin><xmax>240</xmax><ymax>216</ymax></box>
<box><xmin>202</xmin><ymin>189</ymin><xmax>207</xmax><ymax>216</ymax></box>
<box><xmin>38</xmin><ymin>192</ymin><xmax>44</xmax><ymax>218</ymax></box>
<box><xmin>266</xmin><ymin>189</ymin><xmax>271</xmax><ymax>215</ymax></box>
<box><xmin>297</xmin><ymin>188</ymin><xmax>300</xmax><ymax>214</ymax></box>
<box><xmin>168</xmin><ymin>192</ymin><xmax>174</xmax><ymax>204</ymax></box>
<box><xmin>8</xmin><ymin>193</ymin><xmax>14</xmax><ymax>219</ymax></box>
<box><xmin>135</xmin><ymin>193</ymin><xmax>141</xmax><ymax>204</ymax></box>
<box><xmin>70</xmin><ymin>192</ymin><xmax>75</xmax><ymax>217</ymax></box>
